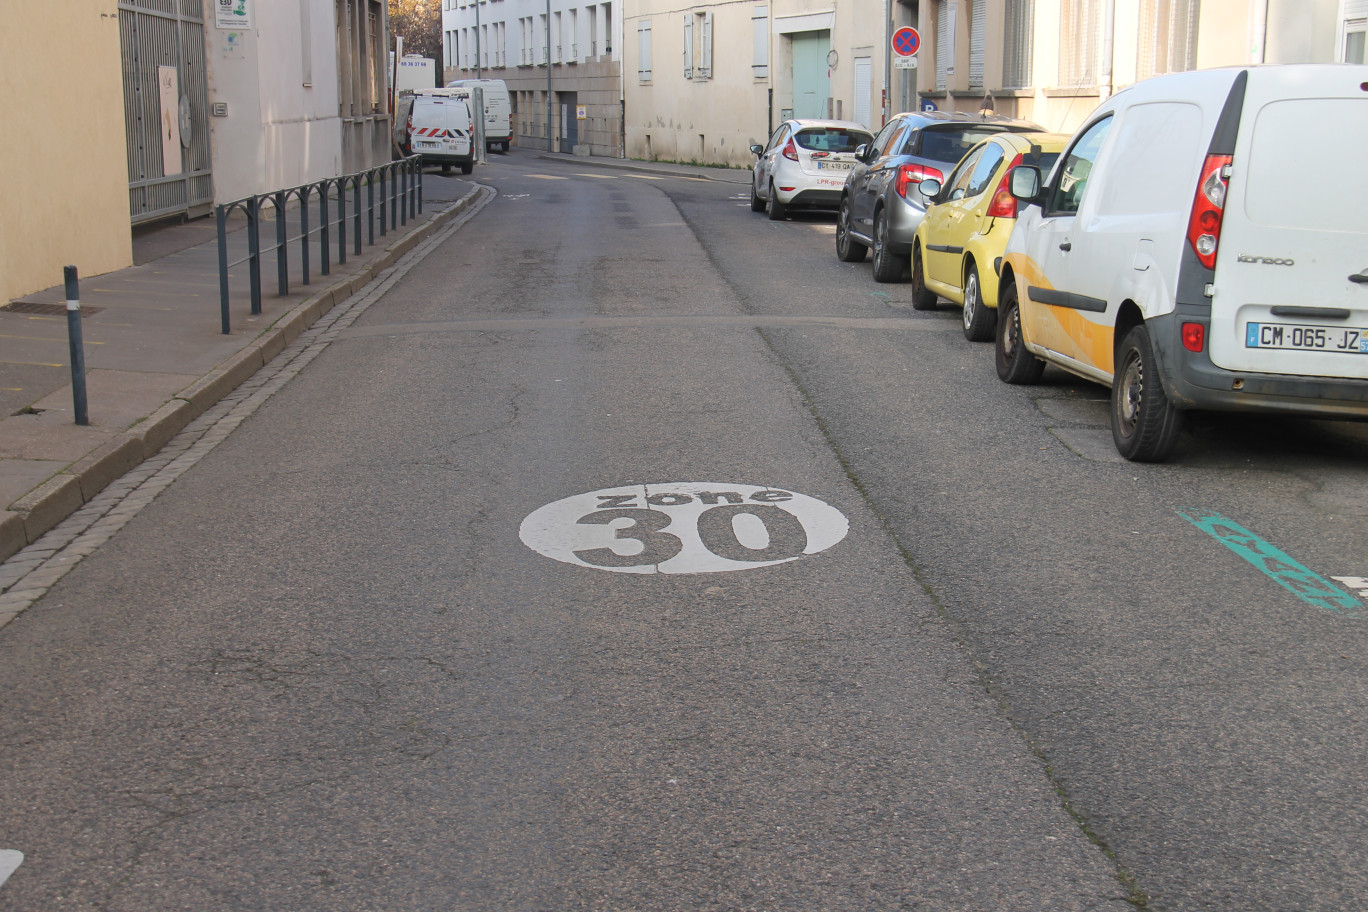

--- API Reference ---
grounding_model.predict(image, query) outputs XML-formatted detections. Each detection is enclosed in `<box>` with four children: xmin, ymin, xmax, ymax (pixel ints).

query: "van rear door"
<box><xmin>1209</xmin><ymin>66</ymin><xmax>1368</xmax><ymax>379</ymax></box>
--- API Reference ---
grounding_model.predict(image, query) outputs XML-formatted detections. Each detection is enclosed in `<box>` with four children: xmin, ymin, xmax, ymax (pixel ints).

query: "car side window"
<box><xmin>866</xmin><ymin>121</ymin><xmax>900</xmax><ymax>160</ymax></box>
<box><xmin>1048</xmin><ymin>116</ymin><xmax>1113</xmax><ymax>215</ymax></box>
<box><xmin>965</xmin><ymin>143</ymin><xmax>1007</xmax><ymax>197</ymax></box>
<box><xmin>876</xmin><ymin>122</ymin><xmax>907</xmax><ymax>158</ymax></box>
<box><xmin>763</xmin><ymin>125</ymin><xmax>788</xmax><ymax>153</ymax></box>
<box><xmin>945</xmin><ymin>147</ymin><xmax>985</xmax><ymax>201</ymax></box>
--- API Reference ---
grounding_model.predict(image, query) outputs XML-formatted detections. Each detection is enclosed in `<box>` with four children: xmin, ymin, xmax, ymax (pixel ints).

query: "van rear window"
<box><xmin>1245</xmin><ymin>98</ymin><xmax>1368</xmax><ymax>234</ymax></box>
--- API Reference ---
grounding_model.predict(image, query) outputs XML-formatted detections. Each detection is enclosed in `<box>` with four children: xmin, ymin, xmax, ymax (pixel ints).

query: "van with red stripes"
<box><xmin>996</xmin><ymin>64</ymin><xmax>1368</xmax><ymax>461</ymax></box>
<box><xmin>395</xmin><ymin>92</ymin><xmax>475</xmax><ymax>175</ymax></box>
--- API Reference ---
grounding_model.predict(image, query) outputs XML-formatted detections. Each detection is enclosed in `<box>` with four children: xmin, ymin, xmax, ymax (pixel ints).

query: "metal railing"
<box><xmin>215</xmin><ymin>156</ymin><xmax>424</xmax><ymax>334</ymax></box>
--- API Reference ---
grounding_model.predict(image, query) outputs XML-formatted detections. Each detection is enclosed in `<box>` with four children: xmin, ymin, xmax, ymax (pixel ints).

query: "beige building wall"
<box><xmin>624</xmin><ymin>0</ymin><xmax>886</xmax><ymax>168</ymax></box>
<box><xmin>0</xmin><ymin>0</ymin><xmax>132</xmax><ymax>301</ymax></box>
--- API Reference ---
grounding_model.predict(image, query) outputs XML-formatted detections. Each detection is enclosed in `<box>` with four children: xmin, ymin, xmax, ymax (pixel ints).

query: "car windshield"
<box><xmin>917</xmin><ymin>128</ymin><xmax>1012</xmax><ymax>164</ymax></box>
<box><xmin>795</xmin><ymin>129</ymin><xmax>873</xmax><ymax>154</ymax></box>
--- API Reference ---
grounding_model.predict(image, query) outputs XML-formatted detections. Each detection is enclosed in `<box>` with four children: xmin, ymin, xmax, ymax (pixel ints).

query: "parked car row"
<box><xmin>752</xmin><ymin>64</ymin><xmax>1368</xmax><ymax>463</ymax></box>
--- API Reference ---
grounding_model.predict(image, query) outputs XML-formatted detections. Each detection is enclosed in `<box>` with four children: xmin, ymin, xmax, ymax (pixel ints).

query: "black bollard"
<box><xmin>63</xmin><ymin>266</ymin><xmax>89</xmax><ymax>426</ymax></box>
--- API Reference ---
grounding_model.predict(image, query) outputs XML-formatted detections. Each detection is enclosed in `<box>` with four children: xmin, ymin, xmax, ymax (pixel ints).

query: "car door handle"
<box><xmin>1350</xmin><ymin>272</ymin><xmax>1368</xmax><ymax>284</ymax></box>
<box><xmin>1059</xmin><ymin>242</ymin><xmax>1072</xmax><ymax>252</ymax></box>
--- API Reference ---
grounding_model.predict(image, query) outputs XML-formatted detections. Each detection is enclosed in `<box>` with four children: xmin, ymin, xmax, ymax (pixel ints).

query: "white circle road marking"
<box><xmin>520</xmin><ymin>483</ymin><xmax>849</xmax><ymax>575</ymax></box>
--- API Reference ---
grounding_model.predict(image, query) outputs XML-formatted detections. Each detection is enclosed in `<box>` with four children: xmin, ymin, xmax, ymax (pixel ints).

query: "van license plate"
<box><xmin>417</xmin><ymin>141</ymin><xmax>439</xmax><ymax>149</ymax></box>
<box><xmin>1245</xmin><ymin>323</ymin><xmax>1368</xmax><ymax>353</ymax></box>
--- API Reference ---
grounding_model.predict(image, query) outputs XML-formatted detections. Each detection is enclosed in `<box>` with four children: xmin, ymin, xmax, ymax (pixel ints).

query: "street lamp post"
<box><xmin>475</xmin><ymin>0</ymin><xmax>482</xmax><ymax>78</ymax></box>
<box><xmin>545</xmin><ymin>0</ymin><xmax>553</xmax><ymax>152</ymax></box>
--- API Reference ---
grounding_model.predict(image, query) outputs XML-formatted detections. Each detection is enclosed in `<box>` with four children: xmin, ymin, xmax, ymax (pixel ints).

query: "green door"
<box><xmin>791</xmin><ymin>31</ymin><xmax>830</xmax><ymax>119</ymax></box>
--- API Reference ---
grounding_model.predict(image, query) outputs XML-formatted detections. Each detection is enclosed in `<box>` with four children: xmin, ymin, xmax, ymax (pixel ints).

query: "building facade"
<box><xmin>442</xmin><ymin>0</ymin><xmax>624</xmax><ymax>156</ymax></box>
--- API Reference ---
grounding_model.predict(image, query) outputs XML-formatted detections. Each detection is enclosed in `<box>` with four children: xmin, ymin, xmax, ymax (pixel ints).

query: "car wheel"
<box><xmin>766</xmin><ymin>182</ymin><xmax>787</xmax><ymax>221</ymax></box>
<box><xmin>871</xmin><ymin>209</ymin><xmax>905</xmax><ymax>283</ymax></box>
<box><xmin>961</xmin><ymin>264</ymin><xmax>996</xmax><ymax>342</ymax></box>
<box><xmin>910</xmin><ymin>242</ymin><xmax>937</xmax><ymax>310</ymax></box>
<box><xmin>995</xmin><ymin>283</ymin><xmax>1046</xmax><ymax>384</ymax></box>
<box><xmin>460</xmin><ymin>161</ymin><xmax>474</xmax><ymax>175</ymax></box>
<box><xmin>1111</xmin><ymin>324</ymin><xmax>1183</xmax><ymax>462</ymax></box>
<box><xmin>751</xmin><ymin>181</ymin><xmax>765</xmax><ymax>213</ymax></box>
<box><xmin>835</xmin><ymin>197</ymin><xmax>867</xmax><ymax>262</ymax></box>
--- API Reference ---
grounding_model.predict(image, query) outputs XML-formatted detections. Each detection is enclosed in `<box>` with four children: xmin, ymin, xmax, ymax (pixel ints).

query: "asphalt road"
<box><xmin>1</xmin><ymin>150</ymin><xmax>1366</xmax><ymax>911</ymax></box>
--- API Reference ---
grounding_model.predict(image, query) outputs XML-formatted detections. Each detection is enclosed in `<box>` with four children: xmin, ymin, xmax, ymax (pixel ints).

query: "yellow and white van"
<box><xmin>997</xmin><ymin>64</ymin><xmax>1368</xmax><ymax>461</ymax></box>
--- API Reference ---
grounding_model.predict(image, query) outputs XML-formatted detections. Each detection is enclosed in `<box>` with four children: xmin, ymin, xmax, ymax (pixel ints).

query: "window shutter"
<box><xmin>699</xmin><ymin>11</ymin><xmax>713</xmax><ymax>78</ymax></box>
<box><xmin>753</xmin><ymin>6</ymin><xmax>768</xmax><ymax>77</ymax></box>
<box><xmin>936</xmin><ymin>0</ymin><xmax>956</xmax><ymax>90</ymax></box>
<box><xmin>638</xmin><ymin>20</ymin><xmax>652</xmax><ymax>80</ymax></box>
<box><xmin>684</xmin><ymin>14</ymin><xmax>694</xmax><ymax>79</ymax></box>
<box><xmin>969</xmin><ymin>0</ymin><xmax>986</xmax><ymax>89</ymax></box>
<box><xmin>1003</xmin><ymin>0</ymin><xmax>1034</xmax><ymax>88</ymax></box>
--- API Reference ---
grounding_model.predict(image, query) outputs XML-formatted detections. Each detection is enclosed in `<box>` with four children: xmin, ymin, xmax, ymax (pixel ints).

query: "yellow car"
<box><xmin>910</xmin><ymin>132</ymin><xmax>1067</xmax><ymax>341</ymax></box>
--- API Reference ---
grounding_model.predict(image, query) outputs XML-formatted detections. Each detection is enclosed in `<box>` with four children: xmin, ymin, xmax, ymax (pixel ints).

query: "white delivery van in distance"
<box><xmin>394</xmin><ymin>92</ymin><xmax>475</xmax><ymax>174</ymax></box>
<box><xmin>997</xmin><ymin>64</ymin><xmax>1368</xmax><ymax>462</ymax></box>
<box><xmin>443</xmin><ymin>79</ymin><xmax>512</xmax><ymax>153</ymax></box>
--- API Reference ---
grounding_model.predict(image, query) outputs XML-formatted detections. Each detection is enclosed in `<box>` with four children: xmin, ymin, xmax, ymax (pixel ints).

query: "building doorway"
<box><xmin>790</xmin><ymin>31</ymin><xmax>830</xmax><ymax>119</ymax></box>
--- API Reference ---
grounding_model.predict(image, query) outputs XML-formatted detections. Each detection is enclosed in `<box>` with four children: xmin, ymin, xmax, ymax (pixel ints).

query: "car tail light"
<box><xmin>1182</xmin><ymin>322</ymin><xmax>1206</xmax><ymax>352</ymax></box>
<box><xmin>1185</xmin><ymin>154</ymin><xmax>1232</xmax><ymax>270</ymax></box>
<box><xmin>986</xmin><ymin>154</ymin><xmax>1024</xmax><ymax>219</ymax></box>
<box><xmin>895</xmin><ymin>163</ymin><xmax>944</xmax><ymax>198</ymax></box>
<box><xmin>782</xmin><ymin>138</ymin><xmax>799</xmax><ymax>162</ymax></box>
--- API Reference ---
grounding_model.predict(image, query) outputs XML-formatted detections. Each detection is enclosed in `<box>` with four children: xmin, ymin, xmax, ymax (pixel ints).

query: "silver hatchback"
<box><xmin>836</xmin><ymin>112</ymin><xmax>1041</xmax><ymax>281</ymax></box>
<box><xmin>750</xmin><ymin>120</ymin><xmax>874</xmax><ymax>221</ymax></box>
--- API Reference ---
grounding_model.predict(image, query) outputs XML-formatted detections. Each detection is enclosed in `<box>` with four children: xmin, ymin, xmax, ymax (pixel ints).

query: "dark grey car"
<box><xmin>836</xmin><ymin>112</ymin><xmax>1042</xmax><ymax>282</ymax></box>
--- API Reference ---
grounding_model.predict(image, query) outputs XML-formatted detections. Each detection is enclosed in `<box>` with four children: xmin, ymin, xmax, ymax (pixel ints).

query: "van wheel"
<box><xmin>995</xmin><ymin>284</ymin><xmax>1046</xmax><ymax>384</ymax></box>
<box><xmin>751</xmin><ymin>182</ymin><xmax>766</xmax><ymax>213</ymax></box>
<box><xmin>910</xmin><ymin>243</ymin><xmax>937</xmax><ymax>310</ymax></box>
<box><xmin>835</xmin><ymin>197</ymin><xmax>867</xmax><ymax>262</ymax></box>
<box><xmin>441</xmin><ymin>163</ymin><xmax>452</xmax><ymax>175</ymax></box>
<box><xmin>871</xmin><ymin>210</ymin><xmax>906</xmax><ymax>283</ymax></box>
<box><xmin>961</xmin><ymin>264</ymin><xmax>996</xmax><ymax>342</ymax></box>
<box><xmin>460</xmin><ymin>161</ymin><xmax>474</xmax><ymax>175</ymax></box>
<box><xmin>766</xmin><ymin>182</ymin><xmax>787</xmax><ymax>220</ymax></box>
<box><xmin>1111</xmin><ymin>324</ymin><xmax>1183</xmax><ymax>462</ymax></box>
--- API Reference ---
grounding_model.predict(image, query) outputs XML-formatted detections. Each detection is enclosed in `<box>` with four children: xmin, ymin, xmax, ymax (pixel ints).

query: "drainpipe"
<box><xmin>1250</xmin><ymin>0</ymin><xmax>1269</xmax><ymax>63</ymax></box>
<box><xmin>1100</xmin><ymin>0</ymin><xmax>1115</xmax><ymax>98</ymax></box>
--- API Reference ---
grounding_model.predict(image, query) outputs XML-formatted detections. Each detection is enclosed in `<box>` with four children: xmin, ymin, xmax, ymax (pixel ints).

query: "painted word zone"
<box><xmin>520</xmin><ymin>483</ymin><xmax>849</xmax><ymax>574</ymax></box>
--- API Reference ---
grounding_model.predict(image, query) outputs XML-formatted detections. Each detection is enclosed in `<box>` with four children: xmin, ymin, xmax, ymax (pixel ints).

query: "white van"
<box><xmin>443</xmin><ymin>78</ymin><xmax>512</xmax><ymax>152</ymax></box>
<box><xmin>395</xmin><ymin>93</ymin><xmax>475</xmax><ymax>174</ymax></box>
<box><xmin>997</xmin><ymin>64</ymin><xmax>1368</xmax><ymax>461</ymax></box>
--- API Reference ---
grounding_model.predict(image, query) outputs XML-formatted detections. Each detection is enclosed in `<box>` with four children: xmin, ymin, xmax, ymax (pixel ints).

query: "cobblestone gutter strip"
<box><xmin>0</xmin><ymin>185</ymin><xmax>496</xmax><ymax>629</ymax></box>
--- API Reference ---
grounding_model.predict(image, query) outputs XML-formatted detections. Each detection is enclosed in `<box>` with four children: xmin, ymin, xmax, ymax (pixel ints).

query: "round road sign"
<box><xmin>893</xmin><ymin>27</ymin><xmax>921</xmax><ymax>57</ymax></box>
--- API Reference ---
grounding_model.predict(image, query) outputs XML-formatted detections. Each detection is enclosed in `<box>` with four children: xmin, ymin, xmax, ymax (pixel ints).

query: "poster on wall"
<box><xmin>158</xmin><ymin>66</ymin><xmax>183</xmax><ymax>176</ymax></box>
<box><xmin>214</xmin><ymin>0</ymin><xmax>251</xmax><ymax>29</ymax></box>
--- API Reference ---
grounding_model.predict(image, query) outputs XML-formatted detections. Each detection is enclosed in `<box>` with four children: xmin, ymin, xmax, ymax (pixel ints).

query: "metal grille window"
<box><xmin>1137</xmin><ymin>0</ymin><xmax>1199</xmax><ymax>81</ymax></box>
<box><xmin>969</xmin><ymin>0</ymin><xmax>986</xmax><ymax>90</ymax></box>
<box><xmin>936</xmin><ymin>0</ymin><xmax>956</xmax><ymax>90</ymax></box>
<box><xmin>638</xmin><ymin>20</ymin><xmax>652</xmax><ymax>80</ymax></box>
<box><xmin>1059</xmin><ymin>0</ymin><xmax>1100</xmax><ymax>87</ymax></box>
<box><xmin>1003</xmin><ymin>0</ymin><xmax>1033</xmax><ymax>88</ymax></box>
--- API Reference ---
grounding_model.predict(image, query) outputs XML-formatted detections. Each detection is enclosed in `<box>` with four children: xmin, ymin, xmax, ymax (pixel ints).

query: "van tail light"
<box><xmin>782</xmin><ymin>138</ymin><xmax>799</xmax><ymax>162</ymax></box>
<box><xmin>895</xmin><ymin>163</ymin><xmax>944</xmax><ymax>199</ymax></box>
<box><xmin>1185</xmin><ymin>154</ymin><xmax>1232</xmax><ymax>270</ymax></box>
<box><xmin>1182</xmin><ymin>322</ymin><xmax>1206</xmax><ymax>352</ymax></box>
<box><xmin>986</xmin><ymin>154</ymin><xmax>1024</xmax><ymax>219</ymax></box>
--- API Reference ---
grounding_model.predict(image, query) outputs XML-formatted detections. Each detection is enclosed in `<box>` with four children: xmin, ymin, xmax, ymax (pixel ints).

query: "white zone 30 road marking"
<box><xmin>520</xmin><ymin>483</ymin><xmax>849</xmax><ymax>574</ymax></box>
<box><xmin>0</xmin><ymin>851</ymin><xmax>22</xmax><ymax>889</ymax></box>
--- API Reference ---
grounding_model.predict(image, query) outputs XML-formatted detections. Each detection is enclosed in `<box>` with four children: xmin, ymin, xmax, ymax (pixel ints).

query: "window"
<box><xmin>873</xmin><ymin>119</ymin><xmax>905</xmax><ymax>157</ymax></box>
<box><xmin>1345</xmin><ymin>19</ymin><xmax>1366</xmax><ymax>63</ymax></box>
<box><xmin>1137</xmin><ymin>0</ymin><xmax>1199</xmax><ymax>81</ymax></box>
<box><xmin>1048</xmin><ymin>115</ymin><xmax>1112</xmax><ymax>214</ymax></box>
<box><xmin>936</xmin><ymin>0</ymin><xmax>956</xmax><ymax>90</ymax></box>
<box><xmin>603</xmin><ymin>2</ymin><xmax>612</xmax><ymax>54</ymax></box>
<box><xmin>968</xmin><ymin>0</ymin><xmax>986</xmax><ymax>90</ymax></box>
<box><xmin>944</xmin><ymin>146</ymin><xmax>985</xmax><ymax>200</ymax></box>
<box><xmin>568</xmin><ymin>9</ymin><xmax>577</xmax><ymax>60</ymax></box>
<box><xmin>588</xmin><ymin>6</ymin><xmax>597</xmax><ymax>56</ymax></box>
<box><xmin>553</xmin><ymin>11</ymin><xmax>562</xmax><ymax>61</ymax></box>
<box><xmin>1003</xmin><ymin>0</ymin><xmax>1033</xmax><ymax>88</ymax></box>
<box><xmin>1059</xmin><ymin>0</ymin><xmax>1100</xmax><ymax>87</ymax></box>
<box><xmin>685</xmin><ymin>11</ymin><xmax>713</xmax><ymax>79</ymax></box>
<box><xmin>964</xmin><ymin>142</ymin><xmax>1005</xmax><ymax>197</ymax></box>
<box><xmin>637</xmin><ymin>19</ymin><xmax>652</xmax><ymax>80</ymax></box>
<box><xmin>753</xmin><ymin>6</ymin><xmax>769</xmax><ymax>77</ymax></box>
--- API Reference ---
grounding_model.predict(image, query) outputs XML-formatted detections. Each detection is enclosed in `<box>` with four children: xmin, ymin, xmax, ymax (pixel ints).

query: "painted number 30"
<box><xmin>520</xmin><ymin>483</ymin><xmax>850</xmax><ymax>575</ymax></box>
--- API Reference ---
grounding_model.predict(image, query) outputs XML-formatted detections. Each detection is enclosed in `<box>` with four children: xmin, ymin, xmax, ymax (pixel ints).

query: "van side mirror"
<box><xmin>1009</xmin><ymin>165</ymin><xmax>1042</xmax><ymax>203</ymax></box>
<box><xmin>750</xmin><ymin>144</ymin><xmax>764</xmax><ymax>156</ymax></box>
<box><xmin>918</xmin><ymin>178</ymin><xmax>942</xmax><ymax>201</ymax></box>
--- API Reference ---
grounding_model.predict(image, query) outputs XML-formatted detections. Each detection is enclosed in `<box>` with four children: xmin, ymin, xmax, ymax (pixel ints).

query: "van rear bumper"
<box><xmin>1150</xmin><ymin>311</ymin><xmax>1368</xmax><ymax>419</ymax></box>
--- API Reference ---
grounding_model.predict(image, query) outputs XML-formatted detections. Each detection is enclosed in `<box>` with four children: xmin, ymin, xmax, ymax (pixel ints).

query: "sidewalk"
<box><xmin>0</xmin><ymin>172</ymin><xmax>484</xmax><ymax>564</ymax></box>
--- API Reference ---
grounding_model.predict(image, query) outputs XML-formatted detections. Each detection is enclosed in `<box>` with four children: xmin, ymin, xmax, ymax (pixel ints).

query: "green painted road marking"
<box><xmin>1179</xmin><ymin>510</ymin><xmax>1360</xmax><ymax>614</ymax></box>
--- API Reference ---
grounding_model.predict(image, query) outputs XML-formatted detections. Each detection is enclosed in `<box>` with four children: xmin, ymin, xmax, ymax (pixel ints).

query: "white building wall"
<box><xmin>205</xmin><ymin>0</ymin><xmax>389</xmax><ymax>203</ymax></box>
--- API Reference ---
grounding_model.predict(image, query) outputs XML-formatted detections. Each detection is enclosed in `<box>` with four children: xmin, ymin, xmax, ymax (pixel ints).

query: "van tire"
<box><xmin>910</xmin><ymin>243</ymin><xmax>937</xmax><ymax>309</ymax></box>
<box><xmin>460</xmin><ymin>161</ymin><xmax>474</xmax><ymax>175</ymax></box>
<box><xmin>961</xmin><ymin>264</ymin><xmax>996</xmax><ymax>342</ymax></box>
<box><xmin>441</xmin><ymin>164</ymin><xmax>452</xmax><ymax>175</ymax></box>
<box><xmin>995</xmin><ymin>284</ymin><xmax>1046</xmax><ymax>384</ymax></box>
<box><xmin>835</xmin><ymin>197</ymin><xmax>867</xmax><ymax>261</ymax></box>
<box><xmin>1112</xmin><ymin>324</ymin><xmax>1183</xmax><ymax>462</ymax></box>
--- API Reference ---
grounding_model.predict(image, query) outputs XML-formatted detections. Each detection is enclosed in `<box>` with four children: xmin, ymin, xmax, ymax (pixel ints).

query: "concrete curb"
<box><xmin>0</xmin><ymin>185</ymin><xmax>483</xmax><ymax>563</ymax></box>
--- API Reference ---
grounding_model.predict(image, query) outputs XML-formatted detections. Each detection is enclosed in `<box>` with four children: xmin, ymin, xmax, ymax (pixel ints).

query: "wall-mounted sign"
<box><xmin>214</xmin><ymin>0</ymin><xmax>251</xmax><ymax>29</ymax></box>
<box><xmin>520</xmin><ymin>483</ymin><xmax>849</xmax><ymax>575</ymax></box>
<box><xmin>576</xmin><ymin>105</ymin><xmax>588</xmax><ymax>120</ymax></box>
<box><xmin>158</xmin><ymin>66</ymin><xmax>183</xmax><ymax>176</ymax></box>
